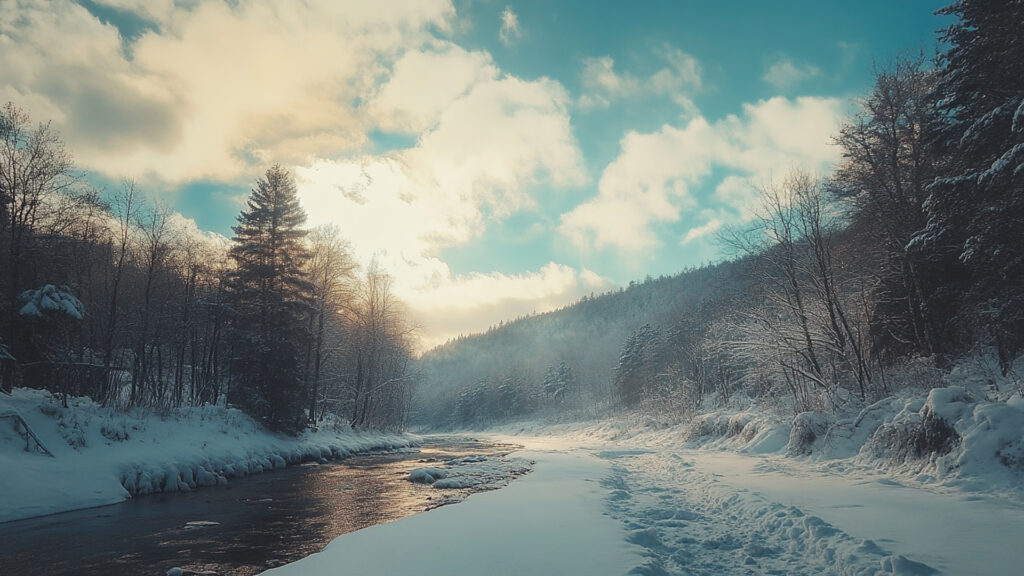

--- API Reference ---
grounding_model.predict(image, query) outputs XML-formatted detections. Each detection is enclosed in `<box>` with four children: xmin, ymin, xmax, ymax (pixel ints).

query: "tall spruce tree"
<box><xmin>914</xmin><ymin>0</ymin><xmax>1024</xmax><ymax>369</ymax></box>
<box><xmin>227</xmin><ymin>165</ymin><xmax>312</xmax><ymax>432</ymax></box>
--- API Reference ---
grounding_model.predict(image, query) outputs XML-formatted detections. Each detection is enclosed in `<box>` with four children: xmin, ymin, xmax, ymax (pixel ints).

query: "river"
<box><xmin>0</xmin><ymin>436</ymin><xmax>521</xmax><ymax>576</ymax></box>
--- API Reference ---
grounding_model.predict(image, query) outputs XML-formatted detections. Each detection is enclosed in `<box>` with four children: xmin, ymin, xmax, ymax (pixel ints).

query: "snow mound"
<box><xmin>847</xmin><ymin>387</ymin><xmax>1024</xmax><ymax>493</ymax></box>
<box><xmin>406</xmin><ymin>453</ymin><xmax>532</xmax><ymax>494</ymax></box>
<box><xmin>408</xmin><ymin>467</ymin><xmax>447</xmax><ymax>484</ymax></box>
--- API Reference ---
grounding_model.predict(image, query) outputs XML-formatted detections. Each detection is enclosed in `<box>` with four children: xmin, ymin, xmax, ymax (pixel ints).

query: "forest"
<box><xmin>0</xmin><ymin>111</ymin><xmax>415</xmax><ymax>432</ymax></box>
<box><xmin>413</xmin><ymin>1</ymin><xmax>1024</xmax><ymax>430</ymax></box>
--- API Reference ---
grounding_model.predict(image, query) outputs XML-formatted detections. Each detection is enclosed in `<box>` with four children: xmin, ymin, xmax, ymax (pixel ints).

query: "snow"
<box><xmin>0</xmin><ymin>388</ymin><xmax>419</xmax><ymax>523</ymax></box>
<box><xmin>262</xmin><ymin>382</ymin><xmax>1024</xmax><ymax>575</ymax></box>
<box><xmin>470</xmin><ymin>387</ymin><xmax>1024</xmax><ymax>575</ymax></box>
<box><xmin>408</xmin><ymin>466</ymin><xmax>447</xmax><ymax>483</ymax></box>
<box><xmin>668</xmin><ymin>450</ymin><xmax>1024</xmax><ymax>576</ymax></box>
<box><xmin>7</xmin><ymin>375</ymin><xmax>1023</xmax><ymax>575</ymax></box>
<box><xmin>18</xmin><ymin>285</ymin><xmax>84</xmax><ymax>320</ymax></box>
<box><xmin>1012</xmin><ymin>96</ymin><xmax>1024</xmax><ymax>133</ymax></box>
<box><xmin>262</xmin><ymin>449</ymin><xmax>643</xmax><ymax>576</ymax></box>
<box><xmin>409</xmin><ymin>454</ymin><xmax>531</xmax><ymax>491</ymax></box>
<box><xmin>262</xmin><ymin>419</ymin><xmax>1024</xmax><ymax>575</ymax></box>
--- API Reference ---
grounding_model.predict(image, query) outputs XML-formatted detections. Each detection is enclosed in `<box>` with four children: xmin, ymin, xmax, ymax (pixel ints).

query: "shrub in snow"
<box><xmin>861</xmin><ymin>389</ymin><xmax>964</xmax><ymax>468</ymax></box>
<box><xmin>56</xmin><ymin>412</ymin><xmax>88</xmax><ymax>449</ymax></box>
<box><xmin>100</xmin><ymin>419</ymin><xmax>131</xmax><ymax>443</ymax></box>
<box><xmin>786</xmin><ymin>412</ymin><xmax>831</xmax><ymax>457</ymax></box>
<box><xmin>682</xmin><ymin>413</ymin><xmax>731</xmax><ymax>441</ymax></box>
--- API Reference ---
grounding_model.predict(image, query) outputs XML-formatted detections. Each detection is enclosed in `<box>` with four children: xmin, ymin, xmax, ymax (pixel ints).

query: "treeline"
<box><xmin>414</xmin><ymin>0</ymin><xmax>1024</xmax><ymax>428</ymax></box>
<box><xmin>414</xmin><ymin>262</ymin><xmax>750</xmax><ymax>427</ymax></box>
<box><xmin>0</xmin><ymin>105</ymin><xmax>414</xmax><ymax>433</ymax></box>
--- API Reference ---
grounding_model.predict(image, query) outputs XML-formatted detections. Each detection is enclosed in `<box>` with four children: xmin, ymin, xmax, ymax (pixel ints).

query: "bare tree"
<box><xmin>305</xmin><ymin>224</ymin><xmax>357</xmax><ymax>424</ymax></box>
<box><xmin>348</xmin><ymin>261</ymin><xmax>415</xmax><ymax>430</ymax></box>
<box><xmin>833</xmin><ymin>57</ymin><xmax>944</xmax><ymax>358</ymax></box>
<box><xmin>0</xmin><ymin>102</ymin><xmax>77</xmax><ymax>391</ymax></box>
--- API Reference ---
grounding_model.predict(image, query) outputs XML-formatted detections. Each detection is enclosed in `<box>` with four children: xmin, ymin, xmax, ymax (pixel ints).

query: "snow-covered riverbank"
<box><xmin>262</xmin><ymin>387</ymin><xmax>1024</xmax><ymax>576</ymax></box>
<box><xmin>0</xmin><ymin>388</ymin><xmax>418</xmax><ymax>523</ymax></box>
<box><xmin>262</xmin><ymin>430</ymin><xmax>1023</xmax><ymax>576</ymax></box>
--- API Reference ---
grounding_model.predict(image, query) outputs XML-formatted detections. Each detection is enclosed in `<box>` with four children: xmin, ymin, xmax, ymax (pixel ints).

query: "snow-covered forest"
<box><xmin>0</xmin><ymin>107</ymin><xmax>416</xmax><ymax>433</ymax></box>
<box><xmin>1</xmin><ymin>0</ymin><xmax>1021</xmax><ymax>448</ymax></box>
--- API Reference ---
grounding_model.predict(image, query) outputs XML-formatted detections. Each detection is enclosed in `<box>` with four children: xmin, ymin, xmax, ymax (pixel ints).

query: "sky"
<box><xmin>0</xmin><ymin>0</ymin><xmax>950</xmax><ymax>349</ymax></box>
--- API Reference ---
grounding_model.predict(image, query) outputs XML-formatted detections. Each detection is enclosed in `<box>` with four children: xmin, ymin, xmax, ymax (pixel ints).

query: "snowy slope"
<box><xmin>0</xmin><ymin>388</ymin><xmax>418</xmax><ymax>523</ymax></box>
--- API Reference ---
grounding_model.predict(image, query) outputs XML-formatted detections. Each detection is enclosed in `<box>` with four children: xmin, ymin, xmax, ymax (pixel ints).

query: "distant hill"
<box><xmin>412</xmin><ymin>257</ymin><xmax>752</xmax><ymax>428</ymax></box>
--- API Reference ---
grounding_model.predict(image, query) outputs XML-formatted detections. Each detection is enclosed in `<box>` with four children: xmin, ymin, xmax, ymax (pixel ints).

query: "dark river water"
<box><xmin>0</xmin><ymin>437</ymin><xmax>519</xmax><ymax>576</ymax></box>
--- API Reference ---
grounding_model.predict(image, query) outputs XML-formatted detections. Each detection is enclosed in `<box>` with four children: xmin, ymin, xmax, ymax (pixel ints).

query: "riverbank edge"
<box><xmin>0</xmin><ymin>388</ymin><xmax>421</xmax><ymax>524</ymax></box>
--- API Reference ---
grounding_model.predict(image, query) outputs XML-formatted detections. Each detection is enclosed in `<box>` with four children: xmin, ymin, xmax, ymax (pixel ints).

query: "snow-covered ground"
<box><xmin>262</xmin><ymin>386</ymin><xmax>1024</xmax><ymax>576</ymax></box>
<box><xmin>6</xmin><ymin>383</ymin><xmax>1022</xmax><ymax>574</ymax></box>
<box><xmin>0</xmin><ymin>388</ymin><xmax>418</xmax><ymax>523</ymax></box>
<box><xmin>262</xmin><ymin>448</ymin><xmax>643</xmax><ymax>576</ymax></box>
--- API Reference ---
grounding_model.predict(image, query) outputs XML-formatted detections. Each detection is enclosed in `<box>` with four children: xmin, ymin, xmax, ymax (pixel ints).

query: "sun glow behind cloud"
<box><xmin>0</xmin><ymin>0</ymin><xmax>926</xmax><ymax>349</ymax></box>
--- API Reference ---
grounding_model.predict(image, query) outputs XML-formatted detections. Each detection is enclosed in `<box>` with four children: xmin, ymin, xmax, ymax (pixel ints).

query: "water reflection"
<box><xmin>0</xmin><ymin>437</ymin><xmax>519</xmax><ymax>576</ymax></box>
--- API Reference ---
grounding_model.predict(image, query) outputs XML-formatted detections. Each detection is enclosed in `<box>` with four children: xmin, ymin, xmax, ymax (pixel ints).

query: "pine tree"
<box><xmin>614</xmin><ymin>324</ymin><xmax>659</xmax><ymax>406</ymax></box>
<box><xmin>914</xmin><ymin>0</ymin><xmax>1024</xmax><ymax>369</ymax></box>
<box><xmin>227</xmin><ymin>165</ymin><xmax>312</xmax><ymax>433</ymax></box>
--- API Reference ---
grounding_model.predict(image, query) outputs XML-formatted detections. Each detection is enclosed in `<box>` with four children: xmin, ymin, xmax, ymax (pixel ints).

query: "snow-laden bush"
<box><xmin>866</xmin><ymin>410</ymin><xmax>960</xmax><ymax>467</ymax></box>
<box><xmin>18</xmin><ymin>285</ymin><xmax>84</xmax><ymax>320</ymax></box>
<box><xmin>682</xmin><ymin>412</ymin><xmax>731</xmax><ymax>441</ymax></box>
<box><xmin>100</xmin><ymin>416</ymin><xmax>136</xmax><ymax>443</ymax></box>
<box><xmin>860</xmin><ymin>388</ymin><xmax>968</xmax><ymax>469</ymax></box>
<box><xmin>847</xmin><ymin>386</ymin><xmax>1024</xmax><ymax>493</ymax></box>
<box><xmin>786</xmin><ymin>412</ymin><xmax>831</xmax><ymax>456</ymax></box>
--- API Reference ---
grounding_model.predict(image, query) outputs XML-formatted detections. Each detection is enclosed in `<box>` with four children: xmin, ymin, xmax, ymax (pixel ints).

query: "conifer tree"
<box><xmin>915</xmin><ymin>0</ymin><xmax>1024</xmax><ymax>369</ymax></box>
<box><xmin>227</xmin><ymin>165</ymin><xmax>312</xmax><ymax>432</ymax></box>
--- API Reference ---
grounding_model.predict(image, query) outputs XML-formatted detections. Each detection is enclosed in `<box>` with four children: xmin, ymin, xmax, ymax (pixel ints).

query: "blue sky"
<box><xmin>0</xmin><ymin>0</ymin><xmax>948</xmax><ymax>347</ymax></box>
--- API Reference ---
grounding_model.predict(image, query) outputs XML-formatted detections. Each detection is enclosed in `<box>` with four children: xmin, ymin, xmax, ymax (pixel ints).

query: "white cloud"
<box><xmin>499</xmin><ymin>6</ymin><xmax>522</xmax><ymax>46</ymax></box>
<box><xmin>410</xmin><ymin>263</ymin><xmax>611</xmax><ymax>348</ymax></box>
<box><xmin>0</xmin><ymin>0</ymin><xmax>455</xmax><ymax>183</ymax></box>
<box><xmin>295</xmin><ymin>68</ymin><xmax>588</xmax><ymax>348</ymax></box>
<box><xmin>762</xmin><ymin>56</ymin><xmax>822</xmax><ymax>91</ymax></box>
<box><xmin>560</xmin><ymin>96</ymin><xmax>844</xmax><ymax>252</ymax></box>
<box><xmin>369</xmin><ymin>44</ymin><xmax>498</xmax><ymax>134</ymax></box>
<box><xmin>560</xmin><ymin>118</ymin><xmax>721</xmax><ymax>251</ymax></box>
<box><xmin>680</xmin><ymin>218</ymin><xmax>722</xmax><ymax>245</ymax></box>
<box><xmin>296</xmin><ymin>72</ymin><xmax>586</xmax><ymax>258</ymax></box>
<box><xmin>577</xmin><ymin>46</ymin><xmax>701</xmax><ymax>111</ymax></box>
<box><xmin>295</xmin><ymin>155</ymin><xmax>605</xmax><ymax>348</ymax></box>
